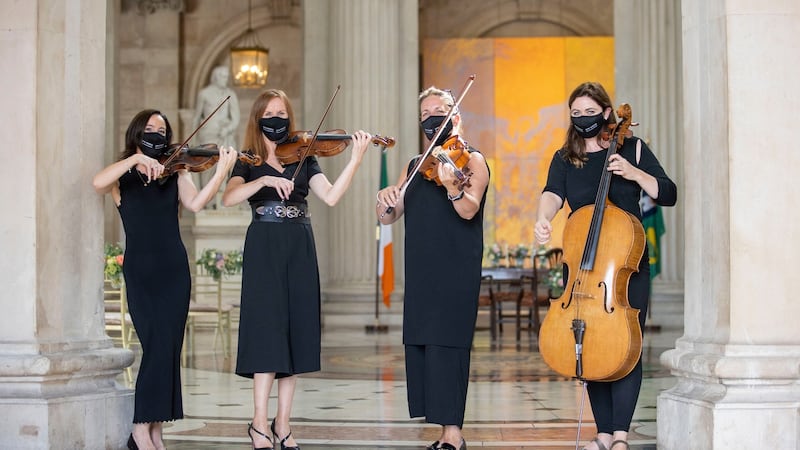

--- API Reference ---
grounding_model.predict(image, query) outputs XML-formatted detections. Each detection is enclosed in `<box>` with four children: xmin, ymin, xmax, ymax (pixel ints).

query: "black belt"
<box><xmin>252</xmin><ymin>201</ymin><xmax>310</xmax><ymax>224</ymax></box>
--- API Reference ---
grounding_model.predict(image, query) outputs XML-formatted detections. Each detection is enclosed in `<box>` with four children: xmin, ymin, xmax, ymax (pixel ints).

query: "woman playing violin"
<box><xmin>92</xmin><ymin>109</ymin><xmax>237</xmax><ymax>450</ymax></box>
<box><xmin>376</xmin><ymin>86</ymin><xmax>490</xmax><ymax>450</ymax></box>
<box><xmin>534</xmin><ymin>82</ymin><xmax>677</xmax><ymax>450</ymax></box>
<box><xmin>222</xmin><ymin>89</ymin><xmax>370</xmax><ymax>450</ymax></box>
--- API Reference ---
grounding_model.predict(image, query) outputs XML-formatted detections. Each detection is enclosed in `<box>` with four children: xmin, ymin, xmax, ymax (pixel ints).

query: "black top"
<box><xmin>403</xmin><ymin>149</ymin><xmax>489</xmax><ymax>348</ymax></box>
<box><xmin>544</xmin><ymin>137</ymin><xmax>677</xmax><ymax>219</ymax></box>
<box><xmin>231</xmin><ymin>157</ymin><xmax>323</xmax><ymax>205</ymax></box>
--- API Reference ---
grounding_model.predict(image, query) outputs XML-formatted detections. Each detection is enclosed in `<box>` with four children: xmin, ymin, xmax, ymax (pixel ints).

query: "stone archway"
<box><xmin>182</xmin><ymin>5</ymin><xmax>301</xmax><ymax>111</ymax></box>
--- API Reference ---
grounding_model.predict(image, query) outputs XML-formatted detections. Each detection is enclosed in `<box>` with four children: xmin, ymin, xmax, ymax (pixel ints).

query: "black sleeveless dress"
<box><xmin>232</xmin><ymin>157</ymin><xmax>323</xmax><ymax>378</ymax></box>
<box><xmin>118</xmin><ymin>170</ymin><xmax>190</xmax><ymax>423</ymax></box>
<box><xmin>402</xmin><ymin>150</ymin><xmax>488</xmax><ymax>349</ymax></box>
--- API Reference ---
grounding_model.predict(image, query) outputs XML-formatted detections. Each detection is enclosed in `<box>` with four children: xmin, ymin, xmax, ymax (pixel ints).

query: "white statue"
<box><xmin>193</xmin><ymin>65</ymin><xmax>240</xmax><ymax>148</ymax></box>
<box><xmin>193</xmin><ymin>65</ymin><xmax>240</xmax><ymax>209</ymax></box>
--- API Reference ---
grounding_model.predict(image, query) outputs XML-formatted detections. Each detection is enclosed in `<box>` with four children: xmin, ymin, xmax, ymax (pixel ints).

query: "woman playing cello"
<box><xmin>534</xmin><ymin>82</ymin><xmax>677</xmax><ymax>450</ymax></box>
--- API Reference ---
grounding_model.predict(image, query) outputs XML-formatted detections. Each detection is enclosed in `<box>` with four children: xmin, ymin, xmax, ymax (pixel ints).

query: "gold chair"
<box><xmin>103</xmin><ymin>278</ymin><xmax>135</xmax><ymax>384</ymax></box>
<box><xmin>184</xmin><ymin>273</ymin><xmax>234</xmax><ymax>361</ymax></box>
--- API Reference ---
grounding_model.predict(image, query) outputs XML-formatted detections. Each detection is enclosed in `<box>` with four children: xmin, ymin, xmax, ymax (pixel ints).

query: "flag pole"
<box><xmin>366</xmin><ymin>146</ymin><xmax>389</xmax><ymax>334</ymax></box>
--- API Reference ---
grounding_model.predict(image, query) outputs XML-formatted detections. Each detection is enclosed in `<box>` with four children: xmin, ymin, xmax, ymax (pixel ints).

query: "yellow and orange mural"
<box><xmin>423</xmin><ymin>37</ymin><xmax>615</xmax><ymax>259</ymax></box>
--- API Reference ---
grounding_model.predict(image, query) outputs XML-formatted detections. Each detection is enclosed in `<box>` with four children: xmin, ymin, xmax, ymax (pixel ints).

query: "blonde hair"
<box><xmin>418</xmin><ymin>86</ymin><xmax>456</xmax><ymax>113</ymax></box>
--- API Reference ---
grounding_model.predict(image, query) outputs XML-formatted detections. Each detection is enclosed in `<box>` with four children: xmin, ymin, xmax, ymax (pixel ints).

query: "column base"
<box><xmin>322</xmin><ymin>284</ymin><xmax>404</xmax><ymax>329</ymax></box>
<box><xmin>658</xmin><ymin>340</ymin><xmax>800</xmax><ymax>449</ymax></box>
<box><xmin>0</xmin><ymin>345</ymin><xmax>134</xmax><ymax>449</ymax></box>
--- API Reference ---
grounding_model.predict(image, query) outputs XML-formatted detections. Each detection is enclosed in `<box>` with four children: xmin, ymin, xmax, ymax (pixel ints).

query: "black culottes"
<box><xmin>405</xmin><ymin>344</ymin><xmax>471</xmax><ymax>427</ymax></box>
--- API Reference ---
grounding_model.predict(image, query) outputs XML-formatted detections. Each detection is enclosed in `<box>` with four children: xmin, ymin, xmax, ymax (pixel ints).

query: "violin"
<box><xmin>418</xmin><ymin>135</ymin><xmax>472</xmax><ymax>190</ymax></box>
<box><xmin>159</xmin><ymin>143</ymin><xmax>262</xmax><ymax>177</ymax></box>
<box><xmin>275</xmin><ymin>129</ymin><xmax>396</xmax><ymax>165</ymax></box>
<box><xmin>538</xmin><ymin>103</ymin><xmax>646</xmax><ymax>382</ymax></box>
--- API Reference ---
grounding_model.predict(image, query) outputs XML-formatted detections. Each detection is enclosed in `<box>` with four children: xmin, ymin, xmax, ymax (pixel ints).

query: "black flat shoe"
<box><xmin>248</xmin><ymin>422</ymin><xmax>274</xmax><ymax>449</ymax></box>
<box><xmin>271</xmin><ymin>419</ymin><xmax>300</xmax><ymax>450</ymax></box>
<box><xmin>127</xmin><ymin>434</ymin><xmax>138</xmax><ymax>450</ymax></box>
<box><xmin>438</xmin><ymin>439</ymin><xmax>466</xmax><ymax>450</ymax></box>
<box><xmin>426</xmin><ymin>441</ymin><xmax>439</xmax><ymax>450</ymax></box>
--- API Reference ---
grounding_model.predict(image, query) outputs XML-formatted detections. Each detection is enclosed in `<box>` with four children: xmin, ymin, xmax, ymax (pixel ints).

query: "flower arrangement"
<box><xmin>196</xmin><ymin>248</ymin><xmax>243</xmax><ymax>281</ymax></box>
<box><xmin>546</xmin><ymin>264</ymin><xmax>565</xmax><ymax>298</ymax></box>
<box><xmin>511</xmin><ymin>243</ymin><xmax>530</xmax><ymax>260</ymax></box>
<box><xmin>104</xmin><ymin>242</ymin><xmax>124</xmax><ymax>287</ymax></box>
<box><xmin>486</xmin><ymin>243</ymin><xmax>506</xmax><ymax>266</ymax></box>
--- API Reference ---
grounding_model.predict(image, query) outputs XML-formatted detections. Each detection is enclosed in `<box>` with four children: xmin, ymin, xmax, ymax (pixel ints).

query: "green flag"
<box><xmin>641</xmin><ymin>194</ymin><xmax>665</xmax><ymax>280</ymax></box>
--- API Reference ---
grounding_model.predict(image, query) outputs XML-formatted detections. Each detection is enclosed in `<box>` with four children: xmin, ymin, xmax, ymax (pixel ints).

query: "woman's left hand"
<box><xmin>607</xmin><ymin>153</ymin><xmax>641</xmax><ymax>181</ymax></box>
<box><xmin>350</xmin><ymin>130</ymin><xmax>372</xmax><ymax>163</ymax></box>
<box><xmin>436</xmin><ymin>159</ymin><xmax>460</xmax><ymax>195</ymax></box>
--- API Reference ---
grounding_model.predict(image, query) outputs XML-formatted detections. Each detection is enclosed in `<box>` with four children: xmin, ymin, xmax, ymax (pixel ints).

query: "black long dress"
<box><xmin>118</xmin><ymin>169</ymin><xmax>190</xmax><ymax>423</ymax></box>
<box><xmin>233</xmin><ymin>157</ymin><xmax>323</xmax><ymax>378</ymax></box>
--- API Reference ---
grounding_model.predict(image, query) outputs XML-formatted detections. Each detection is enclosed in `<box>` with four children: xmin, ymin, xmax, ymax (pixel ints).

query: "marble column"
<box><xmin>0</xmin><ymin>1</ymin><xmax>134</xmax><ymax>449</ymax></box>
<box><xmin>657</xmin><ymin>1</ymin><xmax>800</xmax><ymax>449</ymax></box>
<box><xmin>303</xmin><ymin>0</ymin><xmax>419</xmax><ymax>326</ymax></box>
<box><xmin>615</xmin><ymin>0</ymin><xmax>685</xmax><ymax>297</ymax></box>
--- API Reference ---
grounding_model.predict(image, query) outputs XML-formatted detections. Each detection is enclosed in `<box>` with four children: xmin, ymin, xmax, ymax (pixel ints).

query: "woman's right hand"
<box><xmin>376</xmin><ymin>185</ymin><xmax>401</xmax><ymax>209</ymax></box>
<box><xmin>534</xmin><ymin>218</ymin><xmax>553</xmax><ymax>244</ymax></box>
<box><xmin>136</xmin><ymin>153</ymin><xmax>164</xmax><ymax>183</ymax></box>
<box><xmin>260</xmin><ymin>175</ymin><xmax>295</xmax><ymax>200</ymax></box>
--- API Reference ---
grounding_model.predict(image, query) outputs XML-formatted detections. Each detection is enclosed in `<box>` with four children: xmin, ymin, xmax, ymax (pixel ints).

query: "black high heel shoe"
<box><xmin>426</xmin><ymin>441</ymin><xmax>439</xmax><ymax>450</ymax></box>
<box><xmin>271</xmin><ymin>419</ymin><xmax>300</xmax><ymax>450</ymax></box>
<box><xmin>127</xmin><ymin>434</ymin><xmax>138</xmax><ymax>450</ymax></box>
<box><xmin>248</xmin><ymin>422</ymin><xmax>274</xmax><ymax>450</ymax></box>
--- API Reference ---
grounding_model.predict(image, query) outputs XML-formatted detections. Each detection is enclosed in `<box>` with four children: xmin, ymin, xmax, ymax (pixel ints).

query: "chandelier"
<box><xmin>230</xmin><ymin>0</ymin><xmax>269</xmax><ymax>87</ymax></box>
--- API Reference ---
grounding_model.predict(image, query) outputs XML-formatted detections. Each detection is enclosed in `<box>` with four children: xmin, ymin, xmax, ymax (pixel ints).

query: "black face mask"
<box><xmin>140</xmin><ymin>132</ymin><xmax>169</xmax><ymax>158</ymax></box>
<box><xmin>259</xmin><ymin>117</ymin><xmax>290</xmax><ymax>143</ymax></box>
<box><xmin>570</xmin><ymin>113</ymin><xmax>606</xmax><ymax>139</ymax></box>
<box><xmin>420</xmin><ymin>115</ymin><xmax>453</xmax><ymax>147</ymax></box>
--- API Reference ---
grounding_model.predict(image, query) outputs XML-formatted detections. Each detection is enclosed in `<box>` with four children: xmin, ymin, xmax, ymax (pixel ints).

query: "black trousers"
<box><xmin>587</xmin><ymin>261</ymin><xmax>650</xmax><ymax>433</ymax></box>
<box><xmin>405</xmin><ymin>344</ymin><xmax>471</xmax><ymax>427</ymax></box>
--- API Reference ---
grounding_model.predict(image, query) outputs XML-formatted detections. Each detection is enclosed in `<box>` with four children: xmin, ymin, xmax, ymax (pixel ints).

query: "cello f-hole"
<box><xmin>598</xmin><ymin>281</ymin><xmax>613</xmax><ymax>313</ymax></box>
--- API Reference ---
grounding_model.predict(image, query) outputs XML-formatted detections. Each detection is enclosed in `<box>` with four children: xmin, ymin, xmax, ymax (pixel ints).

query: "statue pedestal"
<box><xmin>183</xmin><ymin>209</ymin><xmax>250</xmax><ymax>268</ymax></box>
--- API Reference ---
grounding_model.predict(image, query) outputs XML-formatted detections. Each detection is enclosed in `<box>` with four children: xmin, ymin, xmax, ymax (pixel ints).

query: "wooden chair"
<box><xmin>184</xmin><ymin>273</ymin><xmax>234</xmax><ymax>361</ymax></box>
<box><xmin>477</xmin><ymin>275</ymin><xmax>498</xmax><ymax>340</ymax></box>
<box><xmin>493</xmin><ymin>277</ymin><xmax>525</xmax><ymax>337</ymax></box>
<box><xmin>519</xmin><ymin>248</ymin><xmax>564</xmax><ymax>336</ymax></box>
<box><xmin>103</xmin><ymin>278</ymin><xmax>135</xmax><ymax>384</ymax></box>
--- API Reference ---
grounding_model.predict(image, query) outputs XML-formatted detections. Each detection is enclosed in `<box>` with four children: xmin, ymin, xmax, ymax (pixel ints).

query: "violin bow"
<box><xmin>290</xmin><ymin>85</ymin><xmax>341</xmax><ymax>182</ymax></box>
<box><xmin>159</xmin><ymin>95</ymin><xmax>231</xmax><ymax>169</ymax></box>
<box><xmin>380</xmin><ymin>74</ymin><xmax>476</xmax><ymax>218</ymax></box>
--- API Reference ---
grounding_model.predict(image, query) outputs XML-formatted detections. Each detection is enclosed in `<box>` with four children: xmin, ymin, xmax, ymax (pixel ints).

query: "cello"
<box><xmin>538</xmin><ymin>103</ymin><xmax>645</xmax><ymax>382</ymax></box>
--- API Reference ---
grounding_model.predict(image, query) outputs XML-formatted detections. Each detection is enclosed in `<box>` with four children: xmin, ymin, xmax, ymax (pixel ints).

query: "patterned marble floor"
<box><xmin>121</xmin><ymin>314</ymin><xmax>680</xmax><ymax>450</ymax></box>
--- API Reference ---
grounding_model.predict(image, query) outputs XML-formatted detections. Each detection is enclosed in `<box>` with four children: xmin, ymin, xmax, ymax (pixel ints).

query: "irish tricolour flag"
<box><xmin>378</xmin><ymin>150</ymin><xmax>394</xmax><ymax>307</ymax></box>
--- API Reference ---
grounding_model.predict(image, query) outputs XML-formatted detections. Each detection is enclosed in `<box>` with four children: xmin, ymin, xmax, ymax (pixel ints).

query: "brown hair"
<box><xmin>561</xmin><ymin>82</ymin><xmax>616</xmax><ymax>167</ymax></box>
<box><xmin>243</xmin><ymin>89</ymin><xmax>296</xmax><ymax>161</ymax></box>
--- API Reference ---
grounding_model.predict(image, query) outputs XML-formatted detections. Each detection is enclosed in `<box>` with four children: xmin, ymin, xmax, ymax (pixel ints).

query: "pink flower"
<box><xmin>116</xmin><ymin>255</ymin><xmax>124</xmax><ymax>265</ymax></box>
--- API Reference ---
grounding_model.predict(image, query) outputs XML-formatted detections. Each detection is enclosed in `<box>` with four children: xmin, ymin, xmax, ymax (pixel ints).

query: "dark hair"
<box><xmin>120</xmin><ymin>109</ymin><xmax>173</xmax><ymax>160</ymax></box>
<box><xmin>561</xmin><ymin>82</ymin><xmax>616</xmax><ymax>167</ymax></box>
<box><xmin>244</xmin><ymin>89</ymin><xmax>296</xmax><ymax>161</ymax></box>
